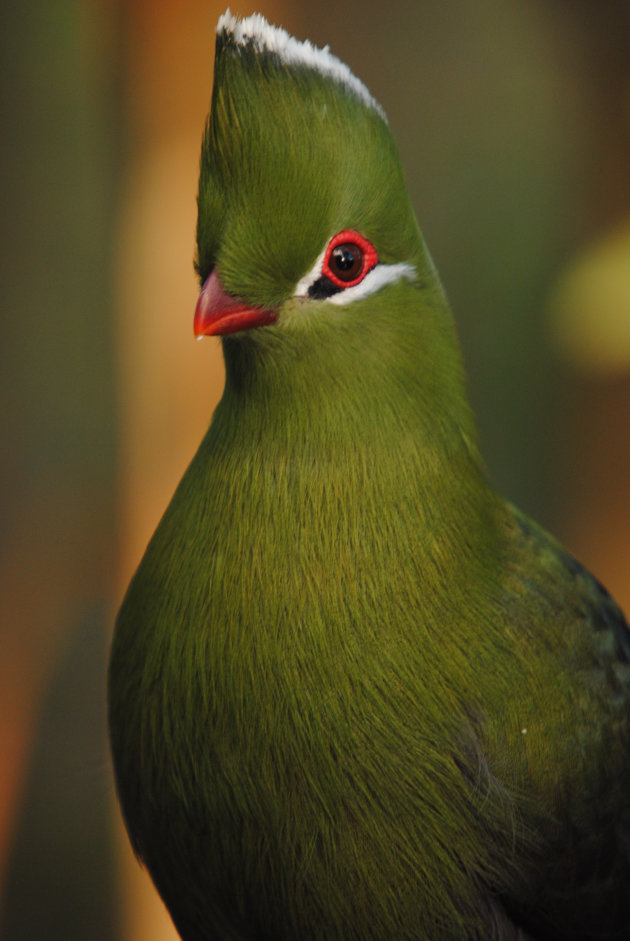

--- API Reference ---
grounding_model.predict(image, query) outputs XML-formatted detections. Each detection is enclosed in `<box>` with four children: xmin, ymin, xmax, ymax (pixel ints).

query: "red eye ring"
<box><xmin>321</xmin><ymin>230</ymin><xmax>378</xmax><ymax>289</ymax></box>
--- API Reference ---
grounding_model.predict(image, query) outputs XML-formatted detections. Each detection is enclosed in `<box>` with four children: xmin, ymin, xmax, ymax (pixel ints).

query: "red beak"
<box><xmin>193</xmin><ymin>270</ymin><xmax>277</xmax><ymax>337</ymax></box>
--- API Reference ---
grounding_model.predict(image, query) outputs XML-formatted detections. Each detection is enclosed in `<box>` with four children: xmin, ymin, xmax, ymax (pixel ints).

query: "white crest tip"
<box><xmin>216</xmin><ymin>9</ymin><xmax>386</xmax><ymax>121</ymax></box>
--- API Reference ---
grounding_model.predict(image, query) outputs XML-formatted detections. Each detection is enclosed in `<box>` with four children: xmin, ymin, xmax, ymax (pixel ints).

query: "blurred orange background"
<box><xmin>1</xmin><ymin>1</ymin><xmax>629</xmax><ymax>938</ymax></box>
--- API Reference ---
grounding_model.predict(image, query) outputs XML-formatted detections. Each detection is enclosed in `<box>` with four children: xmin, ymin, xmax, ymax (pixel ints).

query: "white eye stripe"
<box><xmin>294</xmin><ymin>250</ymin><xmax>416</xmax><ymax>305</ymax></box>
<box><xmin>327</xmin><ymin>262</ymin><xmax>416</xmax><ymax>304</ymax></box>
<box><xmin>294</xmin><ymin>246</ymin><xmax>327</xmax><ymax>298</ymax></box>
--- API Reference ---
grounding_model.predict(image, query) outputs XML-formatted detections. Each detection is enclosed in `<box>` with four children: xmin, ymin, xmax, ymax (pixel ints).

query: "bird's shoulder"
<box><xmin>504</xmin><ymin>502</ymin><xmax>630</xmax><ymax>668</ymax></box>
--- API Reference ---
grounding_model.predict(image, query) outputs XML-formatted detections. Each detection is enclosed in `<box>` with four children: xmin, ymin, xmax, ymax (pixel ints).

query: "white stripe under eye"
<box><xmin>294</xmin><ymin>252</ymin><xmax>416</xmax><ymax>305</ymax></box>
<box><xmin>327</xmin><ymin>262</ymin><xmax>416</xmax><ymax>304</ymax></box>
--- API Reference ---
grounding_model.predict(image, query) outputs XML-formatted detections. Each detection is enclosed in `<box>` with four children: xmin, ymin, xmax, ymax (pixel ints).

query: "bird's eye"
<box><xmin>321</xmin><ymin>230</ymin><xmax>378</xmax><ymax>289</ymax></box>
<box><xmin>329</xmin><ymin>244</ymin><xmax>363</xmax><ymax>281</ymax></box>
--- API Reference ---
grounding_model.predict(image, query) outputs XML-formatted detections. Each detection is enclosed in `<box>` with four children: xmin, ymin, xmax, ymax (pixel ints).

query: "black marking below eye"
<box><xmin>308</xmin><ymin>276</ymin><xmax>344</xmax><ymax>300</ymax></box>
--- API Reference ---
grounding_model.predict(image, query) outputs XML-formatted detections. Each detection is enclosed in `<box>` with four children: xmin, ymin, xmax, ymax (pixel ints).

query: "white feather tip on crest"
<box><xmin>216</xmin><ymin>9</ymin><xmax>386</xmax><ymax>121</ymax></box>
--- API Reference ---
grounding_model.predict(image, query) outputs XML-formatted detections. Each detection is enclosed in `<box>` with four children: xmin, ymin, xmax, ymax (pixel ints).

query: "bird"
<box><xmin>108</xmin><ymin>11</ymin><xmax>630</xmax><ymax>940</ymax></box>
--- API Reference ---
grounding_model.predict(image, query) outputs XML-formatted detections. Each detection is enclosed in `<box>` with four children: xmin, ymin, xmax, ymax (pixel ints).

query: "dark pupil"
<box><xmin>330</xmin><ymin>243</ymin><xmax>363</xmax><ymax>281</ymax></box>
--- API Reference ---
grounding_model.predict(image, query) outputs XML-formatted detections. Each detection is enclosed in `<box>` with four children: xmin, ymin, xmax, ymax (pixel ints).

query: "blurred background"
<box><xmin>1</xmin><ymin>0</ymin><xmax>629</xmax><ymax>938</ymax></box>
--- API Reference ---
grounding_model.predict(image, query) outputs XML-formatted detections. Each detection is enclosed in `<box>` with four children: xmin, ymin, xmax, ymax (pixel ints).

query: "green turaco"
<box><xmin>109</xmin><ymin>11</ymin><xmax>630</xmax><ymax>940</ymax></box>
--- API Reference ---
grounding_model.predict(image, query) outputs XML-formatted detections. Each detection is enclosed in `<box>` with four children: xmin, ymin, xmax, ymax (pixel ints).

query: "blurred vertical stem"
<box><xmin>0</xmin><ymin>0</ymin><xmax>122</xmax><ymax>933</ymax></box>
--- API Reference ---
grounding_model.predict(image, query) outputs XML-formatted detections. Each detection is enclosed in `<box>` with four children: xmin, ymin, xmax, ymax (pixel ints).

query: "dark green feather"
<box><xmin>109</xmin><ymin>15</ymin><xmax>630</xmax><ymax>941</ymax></box>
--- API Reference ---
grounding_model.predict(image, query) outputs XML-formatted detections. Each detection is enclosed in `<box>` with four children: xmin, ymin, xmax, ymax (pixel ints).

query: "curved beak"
<box><xmin>194</xmin><ymin>270</ymin><xmax>277</xmax><ymax>337</ymax></box>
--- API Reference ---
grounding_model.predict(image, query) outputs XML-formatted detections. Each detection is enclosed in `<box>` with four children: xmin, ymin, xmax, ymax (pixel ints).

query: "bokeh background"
<box><xmin>1</xmin><ymin>1</ymin><xmax>629</xmax><ymax>938</ymax></box>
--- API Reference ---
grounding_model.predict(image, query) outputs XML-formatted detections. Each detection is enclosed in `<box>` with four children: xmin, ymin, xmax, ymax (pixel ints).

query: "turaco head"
<box><xmin>194</xmin><ymin>11</ymin><xmax>474</xmax><ymax>444</ymax></box>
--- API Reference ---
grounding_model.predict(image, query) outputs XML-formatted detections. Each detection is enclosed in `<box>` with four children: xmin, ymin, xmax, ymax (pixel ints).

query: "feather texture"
<box><xmin>109</xmin><ymin>12</ymin><xmax>630</xmax><ymax>940</ymax></box>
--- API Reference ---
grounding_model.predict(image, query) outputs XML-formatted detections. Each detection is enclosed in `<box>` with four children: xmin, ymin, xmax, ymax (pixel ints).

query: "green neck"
<box><xmin>215</xmin><ymin>281</ymin><xmax>481</xmax><ymax>474</ymax></box>
<box><xmin>194</xmin><ymin>283</ymin><xmax>497</xmax><ymax>604</ymax></box>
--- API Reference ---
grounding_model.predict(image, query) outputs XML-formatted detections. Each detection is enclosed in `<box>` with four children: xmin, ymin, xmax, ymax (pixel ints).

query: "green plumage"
<box><xmin>109</xmin><ymin>14</ymin><xmax>630</xmax><ymax>940</ymax></box>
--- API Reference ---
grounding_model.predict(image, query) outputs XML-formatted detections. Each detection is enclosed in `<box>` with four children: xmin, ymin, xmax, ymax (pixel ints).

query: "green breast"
<box><xmin>109</xmin><ymin>378</ymin><xmax>628</xmax><ymax>939</ymax></box>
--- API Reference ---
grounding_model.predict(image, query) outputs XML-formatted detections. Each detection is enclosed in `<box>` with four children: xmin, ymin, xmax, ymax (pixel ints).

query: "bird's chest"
<box><xmin>119</xmin><ymin>448</ymin><xmax>482</xmax><ymax>862</ymax></box>
<box><xmin>144</xmin><ymin>470</ymin><xmax>440</xmax><ymax>798</ymax></box>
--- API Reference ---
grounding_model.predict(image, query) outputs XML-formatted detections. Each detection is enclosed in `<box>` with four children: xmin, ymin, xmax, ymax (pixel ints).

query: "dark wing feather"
<box><xmin>499</xmin><ymin>508</ymin><xmax>630</xmax><ymax>940</ymax></box>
